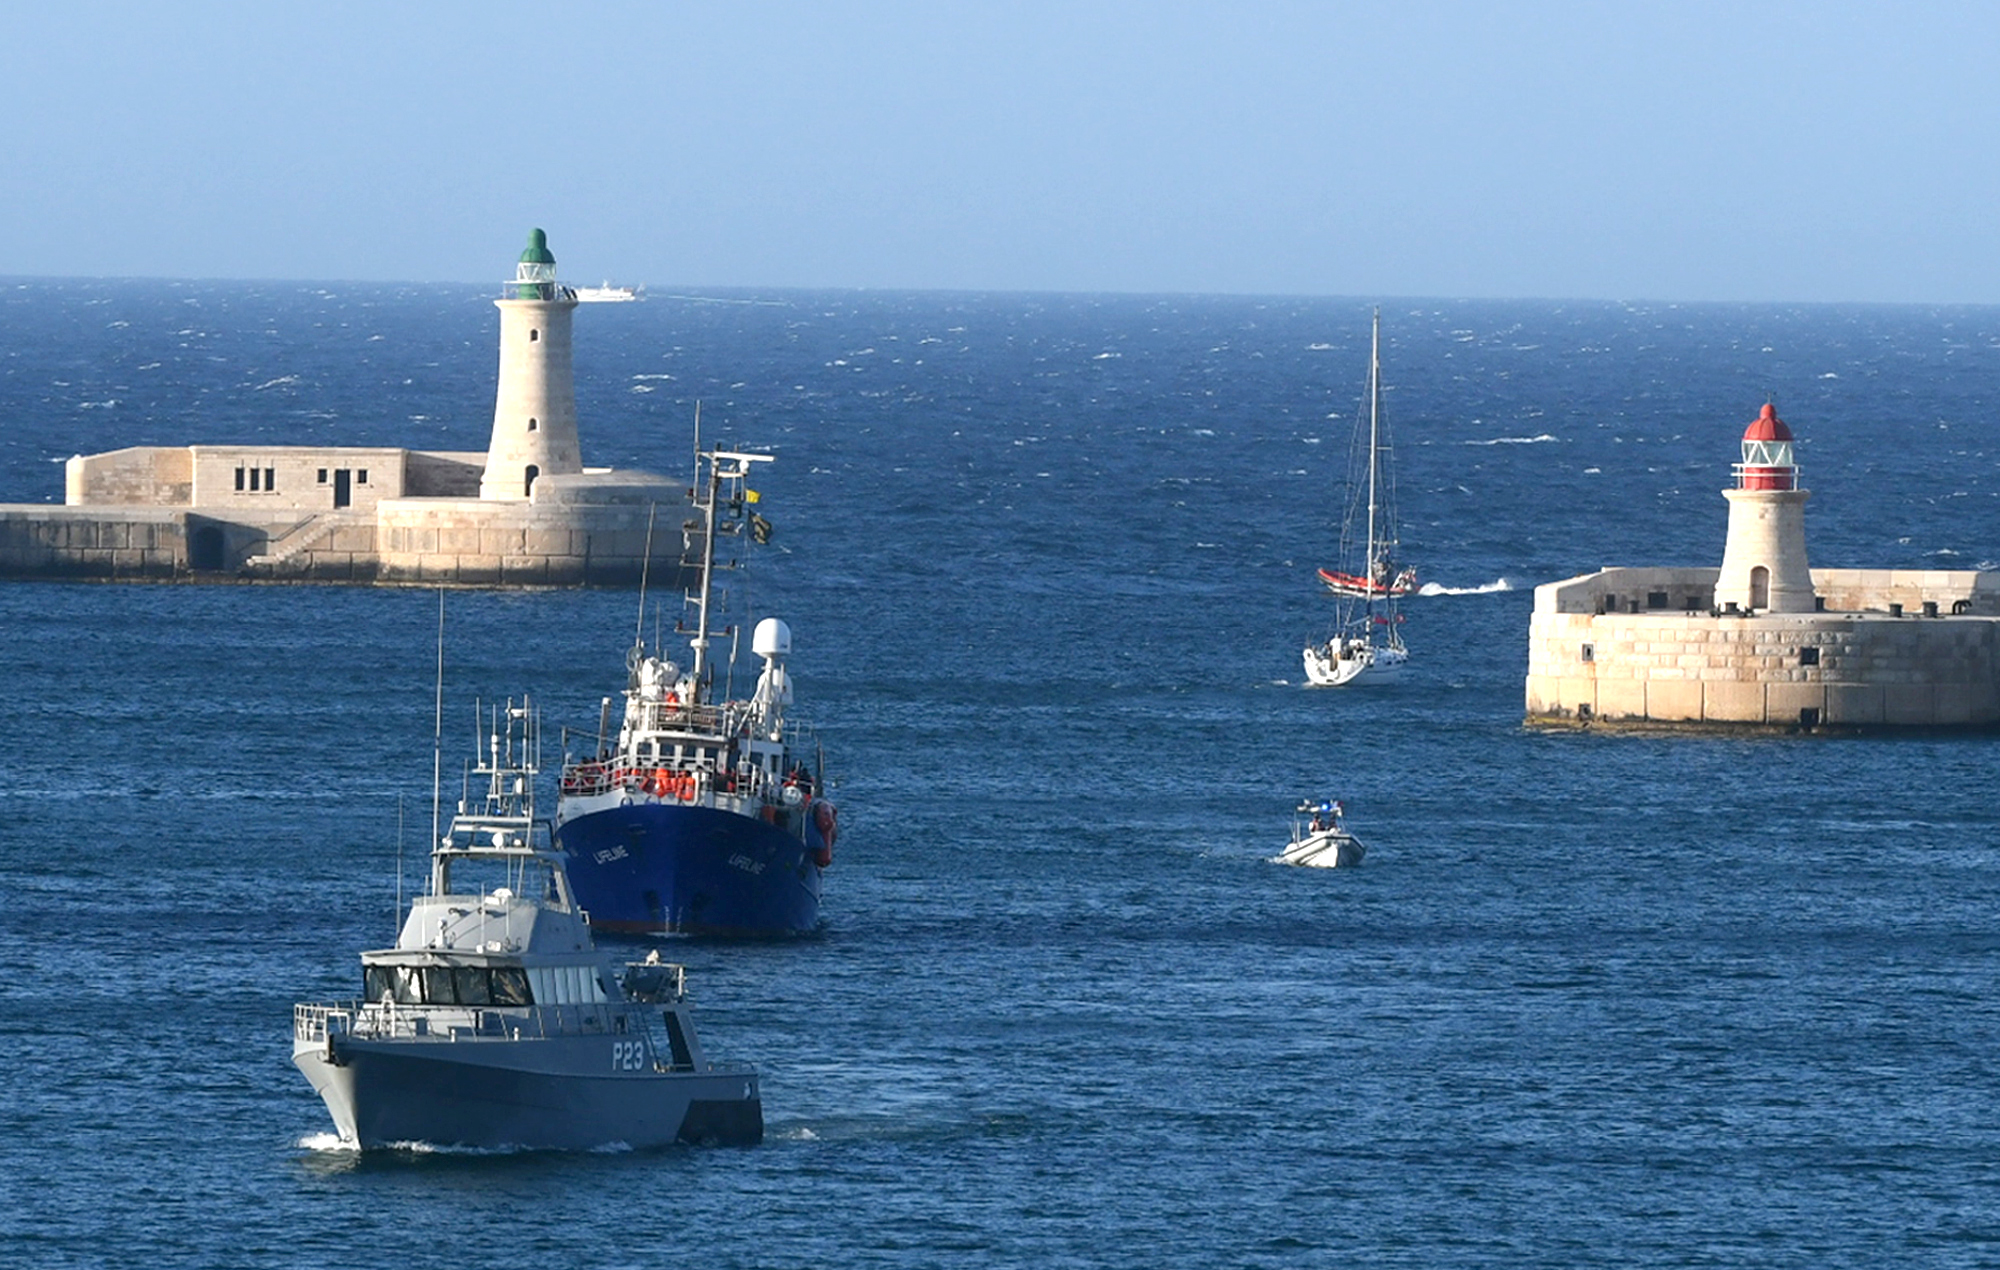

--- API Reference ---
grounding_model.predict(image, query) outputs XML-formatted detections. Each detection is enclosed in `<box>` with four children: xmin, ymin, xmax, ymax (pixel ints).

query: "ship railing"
<box><xmin>295</xmin><ymin>999</ymin><xmax>670</xmax><ymax>1044</ymax></box>
<box><xmin>559</xmin><ymin>755</ymin><xmax>778</xmax><ymax>803</ymax></box>
<box><xmin>294</xmin><ymin>1002</ymin><xmax>353</xmax><ymax>1043</ymax></box>
<box><xmin>637</xmin><ymin>700</ymin><xmax>726</xmax><ymax>735</ymax></box>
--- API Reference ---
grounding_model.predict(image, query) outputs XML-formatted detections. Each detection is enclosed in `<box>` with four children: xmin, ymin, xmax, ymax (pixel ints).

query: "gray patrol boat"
<box><xmin>293</xmin><ymin>698</ymin><xmax>762</xmax><ymax>1150</ymax></box>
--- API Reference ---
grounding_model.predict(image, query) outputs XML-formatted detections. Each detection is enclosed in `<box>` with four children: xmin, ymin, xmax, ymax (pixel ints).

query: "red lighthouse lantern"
<box><xmin>1736</xmin><ymin>403</ymin><xmax>1797</xmax><ymax>491</ymax></box>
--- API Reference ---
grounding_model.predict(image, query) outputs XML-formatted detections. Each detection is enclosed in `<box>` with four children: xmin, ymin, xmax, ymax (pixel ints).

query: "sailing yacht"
<box><xmin>1304</xmin><ymin>309</ymin><xmax>1412</xmax><ymax>687</ymax></box>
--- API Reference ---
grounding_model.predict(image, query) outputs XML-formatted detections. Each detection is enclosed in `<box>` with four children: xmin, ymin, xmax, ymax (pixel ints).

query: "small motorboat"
<box><xmin>1276</xmin><ymin>799</ymin><xmax>1366</xmax><ymax>868</ymax></box>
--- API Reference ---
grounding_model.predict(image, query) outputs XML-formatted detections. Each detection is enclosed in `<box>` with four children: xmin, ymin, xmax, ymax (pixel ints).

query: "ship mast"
<box><xmin>687</xmin><ymin>449</ymin><xmax>772</xmax><ymax>697</ymax></box>
<box><xmin>1364</xmin><ymin>306</ymin><xmax>1380</xmax><ymax>607</ymax></box>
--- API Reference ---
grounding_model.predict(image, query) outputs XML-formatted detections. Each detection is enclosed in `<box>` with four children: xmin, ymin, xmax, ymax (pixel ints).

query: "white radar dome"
<box><xmin>753</xmin><ymin>617</ymin><xmax>792</xmax><ymax>659</ymax></box>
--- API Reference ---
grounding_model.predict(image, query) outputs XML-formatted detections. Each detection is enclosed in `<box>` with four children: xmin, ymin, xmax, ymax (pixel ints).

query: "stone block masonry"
<box><xmin>1526</xmin><ymin>570</ymin><xmax>2000</xmax><ymax>730</ymax></box>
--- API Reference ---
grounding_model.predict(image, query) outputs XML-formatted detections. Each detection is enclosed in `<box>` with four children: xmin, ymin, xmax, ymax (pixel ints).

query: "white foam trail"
<box><xmin>1464</xmin><ymin>434</ymin><xmax>1557</xmax><ymax>446</ymax></box>
<box><xmin>298</xmin><ymin>1132</ymin><xmax>356</xmax><ymax>1152</ymax></box>
<box><xmin>1418</xmin><ymin>579</ymin><xmax>1515</xmax><ymax>596</ymax></box>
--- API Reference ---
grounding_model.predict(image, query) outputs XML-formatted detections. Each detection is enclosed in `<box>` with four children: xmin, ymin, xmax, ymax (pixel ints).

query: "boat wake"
<box><xmin>1464</xmin><ymin>434</ymin><xmax>1558</xmax><ymax>445</ymax></box>
<box><xmin>1418</xmin><ymin>578</ymin><xmax>1515</xmax><ymax>596</ymax></box>
<box><xmin>298</xmin><ymin>1132</ymin><xmax>356</xmax><ymax>1153</ymax></box>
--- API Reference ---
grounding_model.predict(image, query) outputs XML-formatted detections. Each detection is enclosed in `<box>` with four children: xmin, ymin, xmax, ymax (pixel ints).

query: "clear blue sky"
<box><xmin>6</xmin><ymin>1</ymin><xmax>1998</xmax><ymax>303</ymax></box>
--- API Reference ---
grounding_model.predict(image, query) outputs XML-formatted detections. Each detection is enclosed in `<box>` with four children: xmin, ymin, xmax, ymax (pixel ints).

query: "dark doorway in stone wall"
<box><xmin>525</xmin><ymin>464</ymin><xmax>540</xmax><ymax>496</ymax></box>
<box><xmin>190</xmin><ymin>525</ymin><xmax>226</xmax><ymax>571</ymax></box>
<box><xmin>333</xmin><ymin>469</ymin><xmax>352</xmax><ymax>508</ymax></box>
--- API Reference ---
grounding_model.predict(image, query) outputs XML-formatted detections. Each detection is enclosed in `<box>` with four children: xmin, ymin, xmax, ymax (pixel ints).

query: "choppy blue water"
<box><xmin>4</xmin><ymin>282</ymin><xmax>2000</xmax><ymax>1268</ymax></box>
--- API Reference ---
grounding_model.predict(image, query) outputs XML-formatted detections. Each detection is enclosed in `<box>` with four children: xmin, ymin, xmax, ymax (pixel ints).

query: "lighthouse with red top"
<box><xmin>1715</xmin><ymin>403</ymin><xmax>1815</xmax><ymax>614</ymax></box>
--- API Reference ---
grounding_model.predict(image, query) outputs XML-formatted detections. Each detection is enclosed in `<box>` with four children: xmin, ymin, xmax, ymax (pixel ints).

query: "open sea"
<box><xmin>4</xmin><ymin>281</ymin><xmax>2000</xmax><ymax>1268</ymax></box>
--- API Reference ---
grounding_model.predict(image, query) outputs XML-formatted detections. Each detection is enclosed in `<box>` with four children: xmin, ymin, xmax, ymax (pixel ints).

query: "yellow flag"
<box><xmin>744</xmin><ymin>489</ymin><xmax>761</xmax><ymax>504</ymax></box>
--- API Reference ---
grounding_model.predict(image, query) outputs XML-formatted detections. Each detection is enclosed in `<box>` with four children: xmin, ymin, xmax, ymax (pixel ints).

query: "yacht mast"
<box><xmin>1364</xmin><ymin>307</ymin><xmax>1381</xmax><ymax>610</ymax></box>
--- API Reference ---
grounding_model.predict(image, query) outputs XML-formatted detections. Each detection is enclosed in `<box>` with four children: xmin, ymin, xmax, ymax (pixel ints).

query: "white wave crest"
<box><xmin>298</xmin><ymin>1132</ymin><xmax>356</xmax><ymax>1152</ymax></box>
<box><xmin>1418</xmin><ymin>578</ymin><xmax>1515</xmax><ymax>596</ymax></box>
<box><xmin>1465</xmin><ymin>434</ymin><xmax>1557</xmax><ymax>446</ymax></box>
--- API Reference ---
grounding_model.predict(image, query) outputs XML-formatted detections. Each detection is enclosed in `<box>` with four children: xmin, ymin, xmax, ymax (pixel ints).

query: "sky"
<box><xmin>5</xmin><ymin>1</ymin><xmax>2000</xmax><ymax>304</ymax></box>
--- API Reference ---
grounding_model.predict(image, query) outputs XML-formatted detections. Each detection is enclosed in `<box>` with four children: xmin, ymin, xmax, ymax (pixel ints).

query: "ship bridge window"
<box><xmin>453</xmin><ymin>966</ymin><xmax>492</xmax><ymax>1004</ymax></box>
<box><xmin>491</xmin><ymin>966</ymin><xmax>531</xmax><ymax>1005</ymax></box>
<box><xmin>422</xmin><ymin>966</ymin><xmax>456</xmax><ymax>1004</ymax></box>
<box><xmin>361</xmin><ymin>964</ymin><xmax>533</xmax><ymax>1006</ymax></box>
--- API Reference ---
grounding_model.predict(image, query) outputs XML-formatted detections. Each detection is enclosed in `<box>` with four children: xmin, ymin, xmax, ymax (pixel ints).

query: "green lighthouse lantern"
<box><xmin>513</xmin><ymin>228</ymin><xmax>558</xmax><ymax>299</ymax></box>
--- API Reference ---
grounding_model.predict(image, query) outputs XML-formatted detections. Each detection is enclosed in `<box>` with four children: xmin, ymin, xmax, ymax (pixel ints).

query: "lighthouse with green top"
<box><xmin>481</xmin><ymin>228</ymin><xmax>583</xmax><ymax>500</ymax></box>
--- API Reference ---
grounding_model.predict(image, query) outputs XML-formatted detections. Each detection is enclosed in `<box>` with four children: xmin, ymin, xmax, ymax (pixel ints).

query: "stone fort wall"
<box><xmin>1527</xmin><ymin>567</ymin><xmax>2000</xmax><ymax>729</ymax></box>
<box><xmin>4</xmin><ymin>446</ymin><xmax>690</xmax><ymax>586</ymax></box>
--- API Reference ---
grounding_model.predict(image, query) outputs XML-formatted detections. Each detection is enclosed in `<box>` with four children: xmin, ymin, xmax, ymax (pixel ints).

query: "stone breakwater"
<box><xmin>0</xmin><ymin>446</ymin><xmax>688</xmax><ymax>586</ymax></box>
<box><xmin>1526</xmin><ymin>567</ymin><xmax>2000</xmax><ymax>730</ymax></box>
<box><xmin>0</xmin><ymin>231</ymin><xmax>707</xmax><ymax>590</ymax></box>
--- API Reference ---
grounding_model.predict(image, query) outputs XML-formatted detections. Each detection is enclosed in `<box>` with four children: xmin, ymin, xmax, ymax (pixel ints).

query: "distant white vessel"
<box><xmin>574</xmin><ymin>282</ymin><xmax>640</xmax><ymax>302</ymax></box>
<box><xmin>1276</xmin><ymin>799</ymin><xmax>1366</xmax><ymax>868</ymax></box>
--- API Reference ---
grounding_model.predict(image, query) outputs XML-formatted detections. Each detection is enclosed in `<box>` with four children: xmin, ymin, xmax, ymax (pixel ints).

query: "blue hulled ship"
<box><xmin>554</xmin><ymin>448</ymin><xmax>835</xmax><ymax>936</ymax></box>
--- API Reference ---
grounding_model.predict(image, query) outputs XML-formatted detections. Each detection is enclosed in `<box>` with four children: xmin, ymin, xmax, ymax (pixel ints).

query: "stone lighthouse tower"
<box><xmin>1714</xmin><ymin>403</ymin><xmax>1814</xmax><ymax>614</ymax></box>
<box><xmin>480</xmin><ymin>229</ymin><xmax>584</xmax><ymax>501</ymax></box>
